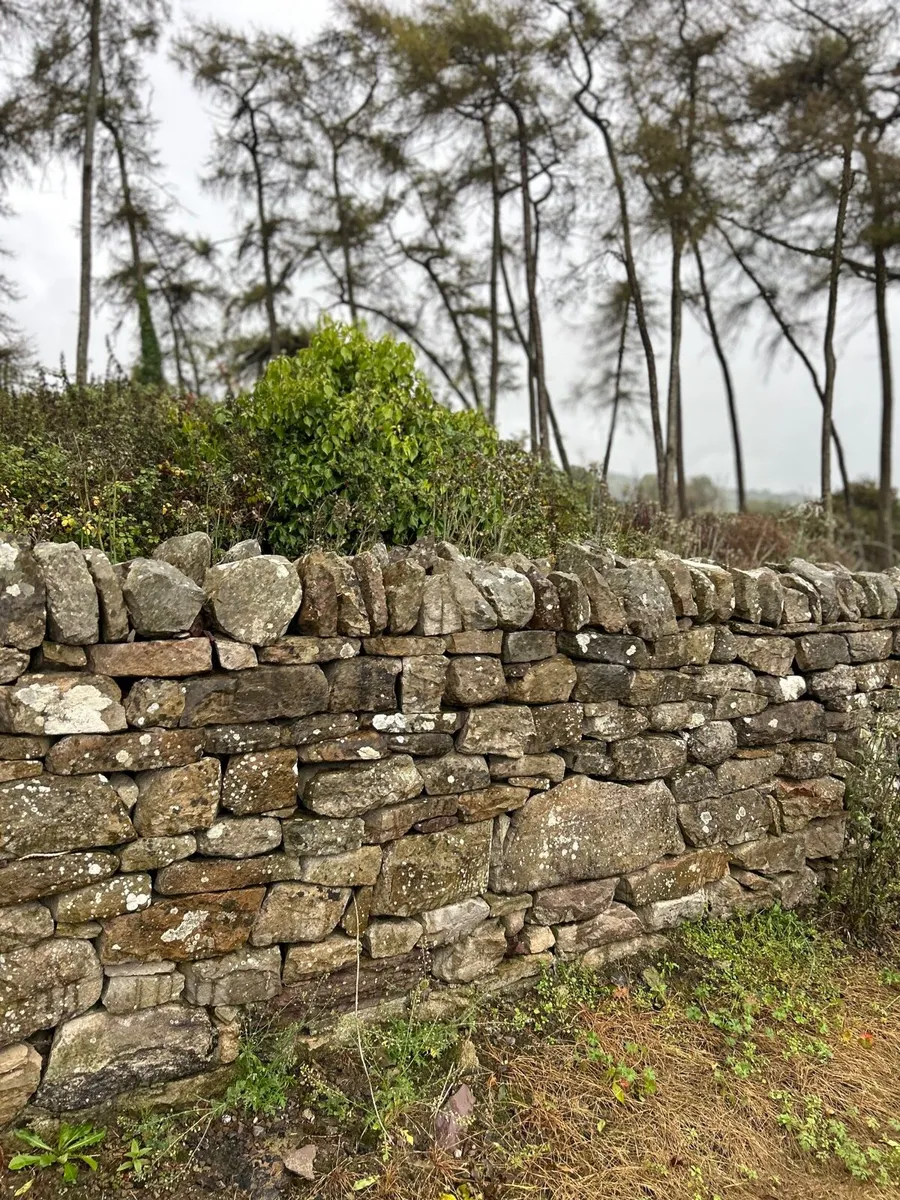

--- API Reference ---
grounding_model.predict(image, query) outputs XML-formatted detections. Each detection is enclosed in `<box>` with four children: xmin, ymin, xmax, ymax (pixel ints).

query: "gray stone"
<box><xmin>729</xmin><ymin>832</ymin><xmax>806</xmax><ymax>874</ymax></box>
<box><xmin>457</xmin><ymin>706</ymin><xmax>535</xmax><ymax>757</ymax></box>
<box><xmin>213</xmin><ymin>638</ymin><xmax>258</xmax><ymax>671</ymax></box>
<box><xmin>123</xmin><ymin>559</ymin><xmax>205</xmax><ymax>637</ymax></box>
<box><xmin>303</xmin><ymin>754</ymin><xmax>421</xmax><ymax>817</ymax></box>
<box><xmin>0</xmin><ymin>1042</ymin><xmax>42</xmax><ymax>1126</ymax></box>
<box><xmin>687</xmin><ymin>721</ymin><xmax>737</xmax><ymax>766</ymax></box>
<box><xmin>36</xmin><ymin>1003</ymin><xmax>215</xmax><ymax>1110</ymax></box>
<box><xmin>180</xmin><ymin>666</ymin><xmax>328</xmax><ymax>726</ymax></box>
<box><xmin>546</xmin><ymin>570</ymin><xmax>589</xmax><ymax>631</ymax></box>
<box><xmin>420</xmin><ymin>897</ymin><xmax>490</xmax><ymax>947</ymax></box>
<box><xmin>610</xmin><ymin>734</ymin><xmax>687</xmax><ymax>780</ymax></box>
<box><xmin>102</xmin><ymin>969</ymin><xmax>184</xmax><ymax>1014</ymax></box>
<box><xmin>502</xmin><ymin>630</ymin><xmax>556</xmax><ymax>662</ymax></box>
<box><xmin>181</xmin><ymin>946</ymin><xmax>282</xmax><ymax>1006</ymax></box>
<box><xmin>322</xmin><ymin>554</ymin><xmax>371</xmax><ymax>637</ymax></box>
<box><xmin>684</xmin><ymin>663</ymin><xmax>758</xmax><ymax>697</ymax></box>
<box><xmin>470</xmin><ymin>565</ymin><xmax>535</xmax><ymax>630</ymax></box>
<box><xmin>282</xmin><ymin>934</ymin><xmax>358</xmax><ymax>982</ymax></box>
<box><xmin>196</xmin><ymin>816</ymin><xmax>281</xmax><ymax>858</ymax></box>
<box><xmin>782</xmin><ymin>586</ymin><xmax>812</xmax><ymax>623</ymax></box>
<box><xmin>0</xmin><ymin>672</ymin><xmax>126</xmax><ymax>735</ymax></box>
<box><xmin>0</xmin><ymin>541</ymin><xmax>45</xmax><ymax>651</ymax></box>
<box><xmin>431</xmin><ymin>919</ymin><xmax>506</xmax><ymax>983</ymax></box>
<box><xmin>0</xmin><ymin>647</ymin><xmax>29</xmax><ymax>684</ymax></box>
<box><xmin>554</xmin><ymin>903</ymin><xmax>643</xmax><ymax>956</ymax></box>
<box><xmin>646</xmin><ymin>627</ymin><xmax>716</xmax><ymax>669</ymax></box>
<box><xmin>778</xmin><ymin>741</ymin><xmax>836</xmax><ymax>779</ymax></box>
<box><xmin>282</xmin><ymin>814</ymin><xmax>364</xmax><ymax>855</ymax></box>
<box><xmin>805</xmin><ymin>664</ymin><xmax>856</xmax><ymax>705</ymax></box>
<box><xmin>125</xmin><ymin>679</ymin><xmax>186</xmax><ymax>729</ymax></box>
<box><xmin>352</xmin><ymin>551</ymin><xmax>389</xmax><ymax>633</ymax></box>
<box><xmin>221</xmin><ymin>538</ymin><xmax>261</xmax><ymax>563</ymax></box>
<box><xmin>0</xmin><ymin>902</ymin><xmax>55</xmax><ymax>952</ymax></box>
<box><xmin>488</xmin><ymin>753</ymin><xmax>566</xmax><ymax>782</ymax></box>
<box><xmin>756</xmin><ymin>675</ymin><xmax>807</xmax><ymax>703</ymax></box>
<box><xmin>32</xmin><ymin>542</ymin><xmax>99</xmax><ymax>645</ymax></box>
<box><xmin>118</xmin><ymin>834</ymin><xmax>196</xmax><ymax>871</ymax></box>
<box><xmin>801</xmin><ymin>814</ymin><xmax>845</xmax><ymax>859</ymax></box>
<box><xmin>637</xmin><ymin>890</ymin><xmax>707</xmax><ymax>931</ymax></box>
<box><xmin>716</xmin><ymin>754</ymin><xmax>782</xmax><ymax>791</ymax></box>
<box><xmin>531</xmin><ymin>879</ymin><xmax>616</xmax><ymax>925</ymax></box>
<box><xmin>222</xmin><ymin>747</ymin><xmax>298</xmax><ymax>815</ymax></box>
<box><xmin>494</xmin><ymin>776</ymin><xmax>683</xmax><ymax>892</ymax></box>
<box><xmin>371</xmin><ymin>821</ymin><xmax>493</xmax><ymax>916</ymax></box>
<box><xmin>299</xmin><ymin>846</ymin><xmax>383</xmax><ymax>887</ymax></box>
<box><xmin>417</xmin><ymin>573</ymin><xmax>462</xmax><ymax>636</ymax></box>
<box><xmin>558</xmin><ymin>630</ymin><xmax>649</xmax><ymax>667</ymax></box>
<box><xmin>205</xmin><ymin>556</ymin><xmax>302</xmax><ymax>645</ymax></box>
<box><xmin>648</xmin><ymin>701</ymin><xmax>712</xmax><ymax>732</ymax></box>
<box><xmin>152</xmin><ymin>532</ymin><xmax>212</xmax><ymax>586</ymax></box>
<box><xmin>562</xmin><ymin>742</ymin><xmax>613</xmax><ymax>776</ymax></box>
<box><xmin>845</xmin><ymin>630</ymin><xmax>893</xmax><ymax>663</ymax></box>
<box><xmin>606</xmin><ymin>565</ymin><xmax>678</xmax><ymax>639</ymax></box>
<box><xmin>528</xmin><ymin>702</ymin><xmax>583</xmax><ymax>753</ymax></box>
<box><xmin>733</xmin><ymin>636</ymin><xmax>795</xmax><ymax>677</ymax></box>
<box><xmin>82</xmin><ymin>548</ymin><xmax>129</xmax><ymax>642</ymax></box>
<box><xmin>794</xmin><ymin>633</ymin><xmax>849</xmax><ymax>672</ymax></box>
<box><xmin>250</xmin><ymin>882</ymin><xmax>350</xmax><ymax>946</ymax></box>
<box><xmin>0</xmin><ymin>938</ymin><xmax>102</xmax><ymax>1047</ymax></box>
<box><xmin>712</xmin><ymin>626</ymin><xmax>738</xmax><ymax>663</ymax></box>
<box><xmin>573</xmin><ymin>663</ymin><xmax>631</xmax><ymax>702</ymax></box>
<box><xmin>47</xmin><ymin>728</ymin><xmax>204</xmax><ymax>774</ymax></box>
<box><xmin>259</xmin><ymin>636</ymin><xmax>360</xmax><ymax>665</ymax></box>
<box><xmin>363</xmin><ymin>918</ymin><xmax>422</xmax><ymax>958</ymax></box>
<box><xmin>581</xmin><ymin>701</ymin><xmax>649</xmax><ymax>740</ymax></box>
<box><xmin>653</xmin><ymin>552</ymin><xmax>697</xmax><ymax>618</ymax></box>
<box><xmin>735</xmin><ymin>701</ymin><xmax>826</xmax><ymax>746</ymax></box>
<box><xmin>678</xmin><ymin>788</ymin><xmax>772</xmax><ymax>847</ymax></box>
<box><xmin>444</xmin><ymin>656</ymin><xmax>507</xmax><ymax>706</ymax></box>
<box><xmin>363</xmin><ymin>794</ymin><xmax>457</xmax><ymax>842</ymax></box>
<box><xmin>133</xmin><ymin>757</ymin><xmax>221</xmax><ymax>836</ymax></box>
<box><xmin>0</xmin><ymin>771</ymin><xmax>134</xmax><ymax>858</ymax></box>
<box><xmin>617</xmin><ymin>847</ymin><xmax>727</xmax><ymax>904</ymax></box>
<box><xmin>382</xmin><ymin>560</ymin><xmax>426</xmax><ymax>634</ymax></box>
<box><xmin>417</xmin><ymin>751</ymin><xmax>490</xmax><ymax>795</ymax></box>
<box><xmin>327</xmin><ymin>657</ymin><xmax>400</xmax><ymax>712</ymax></box>
<box><xmin>505</xmin><ymin>656</ymin><xmax>576</xmax><ymax>705</ymax></box>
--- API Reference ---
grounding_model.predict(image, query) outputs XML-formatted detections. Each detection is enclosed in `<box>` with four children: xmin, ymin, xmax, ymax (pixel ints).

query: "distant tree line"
<box><xmin>1</xmin><ymin>0</ymin><xmax>899</xmax><ymax>561</ymax></box>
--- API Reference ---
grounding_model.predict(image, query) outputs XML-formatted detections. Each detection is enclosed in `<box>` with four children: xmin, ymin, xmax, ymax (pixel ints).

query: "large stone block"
<box><xmin>775</xmin><ymin>777</ymin><xmax>845</xmax><ymax>831</ymax></box>
<box><xmin>88</xmin><ymin>638</ymin><xmax>213</xmax><ymax>677</ymax></box>
<box><xmin>401</xmin><ymin>655</ymin><xmax>449</xmax><ymax>713</ymax></box>
<box><xmin>33</xmin><ymin>541</ymin><xmax>99</xmax><ymax>645</ymax></box>
<box><xmin>610</xmin><ymin>734</ymin><xmax>687</xmax><ymax>780</ymax></box>
<box><xmin>554</xmin><ymin>903</ymin><xmax>644</xmax><ymax>956</ymax></box>
<box><xmin>99</xmin><ymin>888</ymin><xmax>265</xmax><ymax>963</ymax></box>
<box><xmin>371</xmin><ymin>821</ymin><xmax>493</xmax><ymax>916</ymax></box>
<box><xmin>49</xmin><ymin>873</ymin><xmax>152</xmax><ymax>923</ymax></box>
<box><xmin>152</xmin><ymin>532</ymin><xmax>212</xmax><ymax>585</ymax></box>
<box><xmin>123</xmin><ymin>559</ymin><xmax>205</xmax><ymax>637</ymax></box>
<box><xmin>0</xmin><ymin>673</ymin><xmax>127</xmax><ymax>735</ymax></box>
<box><xmin>195</xmin><ymin>816</ymin><xmax>282</xmax><ymax>858</ymax></box>
<box><xmin>250</xmin><ymin>882</ymin><xmax>350</xmax><ymax>945</ymax></box>
<box><xmin>794</xmin><ymin>633</ymin><xmax>849</xmax><ymax>672</ymax></box>
<box><xmin>222</xmin><ymin>747</ymin><xmax>298</xmax><ymax>815</ymax></box>
<box><xmin>205</xmin><ymin>555</ymin><xmax>303</xmax><ymax>645</ymax></box>
<box><xmin>282</xmin><ymin>934</ymin><xmax>358</xmax><ymax>982</ymax></box>
<box><xmin>36</xmin><ymin>1003</ymin><xmax>215</xmax><ymax>1111</ymax></box>
<box><xmin>530</xmin><ymin>879</ymin><xmax>616</xmax><ymax>925</ymax></box>
<box><xmin>382</xmin><ymin>560</ymin><xmax>426</xmax><ymax>634</ymax></box>
<box><xmin>179</xmin><ymin>665</ymin><xmax>328</xmax><ymax>726</ymax></box>
<box><xmin>678</xmin><ymin>787</ymin><xmax>773</xmax><ymax>847</ymax></box>
<box><xmin>133</xmin><ymin>758</ymin><xmax>221</xmax><ymax>837</ymax></box>
<box><xmin>303</xmin><ymin>755</ymin><xmax>422</xmax><ymax>818</ymax></box>
<box><xmin>0</xmin><ymin>772</ymin><xmax>135</xmax><ymax>858</ymax></box>
<box><xmin>505</xmin><ymin>655</ymin><xmax>576</xmax><ymax>705</ymax></box>
<box><xmin>0</xmin><ymin>542</ymin><xmax>46</xmax><ymax>650</ymax></box>
<box><xmin>47</xmin><ymin>729</ymin><xmax>204</xmax><ymax>774</ymax></box>
<box><xmin>0</xmin><ymin>938</ymin><xmax>102</xmax><ymax>1047</ymax></box>
<box><xmin>607</xmin><ymin>565</ymin><xmax>677</xmax><ymax>640</ymax></box>
<box><xmin>431</xmin><ymin>919</ymin><xmax>506</xmax><ymax>983</ymax></box>
<box><xmin>470</xmin><ymin>565</ymin><xmax>535</xmax><ymax>630</ymax></box>
<box><xmin>735</xmin><ymin>701</ymin><xmax>826</xmax><ymax>747</ymax></box>
<box><xmin>0</xmin><ymin>851</ymin><xmax>119</xmax><ymax>905</ymax></box>
<box><xmin>180</xmin><ymin>946</ymin><xmax>282</xmax><ymax>1006</ymax></box>
<box><xmin>493</xmin><ymin>776</ymin><xmax>684</xmax><ymax>892</ymax></box>
<box><xmin>457</xmin><ymin>706</ymin><xmax>536</xmax><ymax>757</ymax></box>
<box><xmin>616</xmin><ymin>848</ymin><xmax>727</xmax><ymax>905</ymax></box>
<box><xmin>327</xmin><ymin>657</ymin><xmax>400</xmax><ymax>712</ymax></box>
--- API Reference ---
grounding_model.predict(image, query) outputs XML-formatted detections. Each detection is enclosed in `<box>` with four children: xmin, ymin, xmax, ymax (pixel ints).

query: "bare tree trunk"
<box><xmin>331</xmin><ymin>141</ymin><xmax>357</xmax><ymax>323</ymax></box>
<box><xmin>483</xmin><ymin>118</ymin><xmax>501</xmax><ymax>426</ymax></box>
<box><xmin>692</xmin><ymin>239</ymin><xmax>745</xmax><ymax>511</ymax></box>
<box><xmin>875</xmin><ymin>244</ymin><xmax>894</xmax><ymax>566</ymax></box>
<box><xmin>603</xmin><ymin>295</ymin><xmax>630</xmax><ymax>480</ymax></box>
<box><xmin>76</xmin><ymin>0</ymin><xmax>102</xmax><ymax>386</ymax></box>
<box><xmin>665</xmin><ymin>228</ymin><xmax>685</xmax><ymax>514</ymax></box>
<box><xmin>246</xmin><ymin>102</ymin><xmax>279</xmax><ymax>360</ymax></box>
<box><xmin>822</xmin><ymin>141</ymin><xmax>853</xmax><ymax>534</ymax></box>
<box><xmin>720</xmin><ymin>224</ymin><xmax>855</xmax><ymax>526</ymax></box>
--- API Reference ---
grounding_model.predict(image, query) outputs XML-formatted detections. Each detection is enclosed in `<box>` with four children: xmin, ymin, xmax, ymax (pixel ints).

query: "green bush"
<box><xmin>242</xmin><ymin>319</ymin><xmax>592</xmax><ymax>557</ymax></box>
<box><xmin>0</xmin><ymin>376</ymin><xmax>267</xmax><ymax>560</ymax></box>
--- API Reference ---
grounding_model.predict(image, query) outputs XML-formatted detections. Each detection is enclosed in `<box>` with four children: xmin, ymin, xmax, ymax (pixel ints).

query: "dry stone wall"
<box><xmin>1</xmin><ymin>530</ymin><xmax>898</xmax><ymax>1122</ymax></box>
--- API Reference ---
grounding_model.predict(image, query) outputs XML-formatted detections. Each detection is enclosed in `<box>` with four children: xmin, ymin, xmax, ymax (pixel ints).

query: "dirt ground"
<box><xmin>3</xmin><ymin>909</ymin><xmax>900</xmax><ymax>1200</ymax></box>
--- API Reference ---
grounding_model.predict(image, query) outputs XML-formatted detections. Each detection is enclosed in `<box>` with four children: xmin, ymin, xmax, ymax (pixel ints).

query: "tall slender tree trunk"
<box><xmin>822</xmin><ymin>141</ymin><xmax>853</xmax><ymax>534</ymax></box>
<box><xmin>665</xmin><ymin>228</ymin><xmax>685</xmax><ymax>514</ymax></box>
<box><xmin>76</xmin><ymin>0</ymin><xmax>102</xmax><ymax>386</ymax></box>
<box><xmin>106</xmin><ymin>118</ymin><xmax>163</xmax><ymax>385</ymax></box>
<box><xmin>331</xmin><ymin>141</ymin><xmax>357</xmax><ymax>323</ymax></box>
<box><xmin>484</xmin><ymin>119</ymin><xmax>502</xmax><ymax>427</ymax></box>
<box><xmin>875</xmin><ymin>244</ymin><xmax>894</xmax><ymax>567</ymax></box>
<box><xmin>603</xmin><ymin>295</ymin><xmax>630</xmax><ymax>480</ymax></box>
<box><xmin>246</xmin><ymin>103</ymin><xmax>279</xmax><ymax>360</ymax></box>
<box><xmin>692</xmin><ymin>239</ymin><xmax>745</xmax><ymax>511</ymax></box>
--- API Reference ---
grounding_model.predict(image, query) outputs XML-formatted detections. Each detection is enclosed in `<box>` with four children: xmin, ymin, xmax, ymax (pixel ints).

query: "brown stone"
<box><xmin>400</xmin><ymin>655</ymin><xmax>448</xmax><ymax>714</ymax></box>
<box><xmin>0</xmin><ymin>938</ymin><xmax>102</xmax><ymax>1046</ymax></box>
<box><xmin>118</xmin><ymin>834</ymin><xmax>196</xmax><ymax>872</ymax></box>
<box><xmin>281</xmin><ymin>713</ymin><xmax>359</xmax><ymax>746</ymax></box>
<box><xmin>444</xmin><ymin>656</ymin><xmax>507</xmax><ymax>705</ymax></box>
<box><xmin>617</xmin><ymin>848</ymin><xmax>727</xmax><ymax>905</ymax></box>
<box><xmin>371</xmin><ymin>822</ymin><xmax>493</xmax><ymax>916</ymax></box>
<box><xmin>457</xmin><ymin>705</ymin><xmax>536</xmax><ymax>756</ymax></box>
<box><xmin>99</xmin><ymin>888</ymin><xmax>265</xmax><ymax>963</ymax></box>
<box><xmin>646</xmin><ymin>627</ymin><xmax>716</xmax><ymax>669</ymax></box>
<box><xmin>527</xmin><ymin>703</ymin><xmax>583</xmax><ymax>753</ymax></box>
<box><xmin>222</xmin><ymin>748</ymin><xmax>298</xmax><ymax>814</ymax></box>
<box><xmin>0</xmin><ymin>773</ymin><xmax>135</xmax><ymax>858</ymax></box>
<box><xmin>302</xmin><ymin>754</ymin><xmax>422</xmax><ymax>817</ymax></box>
<box><xmin>383</xmin><ymin>560</ymin><xmax>426</xmax><ymax>634</ymax></box>
<box><xmin>0</xmin><ymin>760</ymin><xmax>42</xmax><ymax>783</ymax></box>
<box><xmin>363</xmin><ymin>795</ymin><xmax>458</xmax><ymax>842</ymax></box>
<box><xmin>49</xmin><ymin>873</ymin><xmax>152</xmax><ymax>923</ymax></box>
<box><xmin>179</xmin><ymin>666</ymin><xmax>328</xmax><ymax>726</ymax></box>
<box><xmin>735</xmin><ymin>701</ymin><xmax>826</xmax><ymax>746</ymax></box>
<box><xmin>282</xmin><ymin>934</ymin><xmax>358</xmax><ymax>982</ymax></box>
<box><xmin>489</xmin><ymin>753</ymin><xmax>566</xmax><ymax>782</ymax></box>
<box><xmin>610</xmin><ymin>734</ymin><xmax>687</xmax><ymax>780</ymax></box>
<box><xmin>133</xmin><ymin>758</ymin><xmax>221</xmax><ymax>836</ymax></box>
<box><xmin>0</xmin><ymin>903</ymin><xmax>54</xmax><ymax>952</ymax></box>
<box><xmin>573</xmin><ymin>663</ymin><xmax>632</xmax><ymax>702</ymax></box>
<box><xmin>506</xmin><ymin>655</ymin><xmax>576</xmax><ymax>704</ymax></box>
<box><xmin>458</xmin><ymin>784</ymin><xmax>529</xmax><ymax>822</ymax></box>
<box><xmin>125</xmin><ymin>678</ymin><xmax>186</xmax><ymax>729</ymax></box>
<box><xmin>327</xmin><ymin>656</ymin><xmax>400</xmax><ymax>713</ymax></box>
<box><xmin>47</xmin><ymin>729</ymin><xmax>203</xmax><ymax>774</ymax></box>
<box><xmin>251</xmin><ymin>882</ymin><xmax>349</xmax><ymax>946</ymax></box>
<box><xmin>546</xmin><ymin>570</ymin><xmax>589</xmax><ymax>631</ymax></box>
<box><xmin>297</xmin><ymin>731</ymin><xmax>387</xmax><ymax>762</ymax></box>
<box><xmin>258</xmin><ymin>636</ymin><xmax>359</xmax><ymax>664</ymax></box>
<box><xmin>417</xmin><ymin>573</ymin><xmax>462</xmax><ymax>635</ymax></box>
<box><xmin>554</xmin><ymin>903</ymin><xmax>644</xmax><ymax>956</ymax></box>
<box><xmin>299</xmin><ymin>846</ymin><xmax>383</xmax><ymax>887</ymax></box>
<box><xmin>678</xmin><ymin>788</ymin><xmax>773</xmax><ymax>847</ymax></box>
<box><xmin>295</xmin><ymin>550</ymin><xmax>339</xmax><ymax>636</ymax></box>
<box><xmin>581</xmin><ymin>701</ymin><xmax>648</xmax><ymax>740</ymax></box>
<box><xmin>531</xmin><ymin>879</ymin><xmax>616</xmax><ymax>925</ymax></box>
<box><xmin>155</xmin><ymin>855</ymin><xmax>299</xmax><ymax>894</ymax></box>
<box><xmin>446</xmin><ymin>630</ymin><xmax>503</xmax><ymax>655</ymax></box>
<box><xmin>0</xmin><ymin>1042</ymin><xmax>42</xmax><ymax>1125</ymax></box>
<box><xmin>417</xmin><ymin>751</ymin><xmax>490</xmax><ymax>795</ymax></box>
<box><xmin>213</xmin><ymin>639</ymin><xmax>258</xmax><ymax>671</ymax></box>
<box><xmin>0</xmin><ymin>852</ymin><xmax>119</xmax><ymax>905</ymax></box>
<box><xmin>352</xmin><ymin>551</ymin><xmax>389</xmax><ymax>634</ymax></box>
<box><xmin>775</xmin><ymin>777</ymin><xmax>846</xmax><ymax>832</ymax></box>
<box><xmin>87</xmin><ymin>639</ymin><xmax>212</xmax><ymax>677</ymax></box>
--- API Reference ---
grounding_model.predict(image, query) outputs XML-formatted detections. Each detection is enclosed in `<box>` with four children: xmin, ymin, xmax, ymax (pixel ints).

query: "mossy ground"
<box><xmin>4</xmin><ymin>909</ymin><xmax>900</xmax><ymax>1200</ymax></box>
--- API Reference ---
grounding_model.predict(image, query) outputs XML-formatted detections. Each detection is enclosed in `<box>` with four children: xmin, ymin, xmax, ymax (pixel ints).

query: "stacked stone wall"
<box><xmin>1</xmin><ymin>531</ymin><xmax>898</xmax><ymax>1121</ymax></box>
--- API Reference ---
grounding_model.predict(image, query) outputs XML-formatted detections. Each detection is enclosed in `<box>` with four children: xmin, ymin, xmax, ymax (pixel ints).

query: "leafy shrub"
<box><xmin>0</xmin><ymin>375</ymin><xmax>267</xmax><ymax>560</ymax></box>
<box><xmin>242</xmin><ymin>319</ymin><xmax>592</xmax><ymax>557</ymax></box>
<box><xmin>832</xmin><ymin>718</ymin><xmax>900</xmax><ymax>944</ymax></box>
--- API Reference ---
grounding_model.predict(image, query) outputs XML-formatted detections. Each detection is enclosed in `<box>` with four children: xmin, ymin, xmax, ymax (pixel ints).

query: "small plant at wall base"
<box><xmin>831</xmin><ymin>719</ymin><xmax>900</xmax><ymax>945</ymax></box>
<box><xmin>8</xmin><ymin>1122</ymin><xmax>106</xmax><ymax>1189</ymax></box>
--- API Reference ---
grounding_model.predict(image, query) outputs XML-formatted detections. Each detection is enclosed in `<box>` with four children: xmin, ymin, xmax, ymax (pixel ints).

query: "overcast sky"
<box><xmin>6</xmin><ymin>0</ymin><xmax>898</xmax><ymax>500</ymax></box>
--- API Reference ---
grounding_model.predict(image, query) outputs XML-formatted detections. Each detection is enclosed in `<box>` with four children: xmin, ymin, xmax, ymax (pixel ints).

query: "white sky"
<box><xmin>6</xmin><ymin>0</ymin><xmax>898</xmax><ymax>500</ymax></box>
